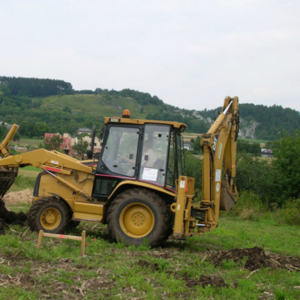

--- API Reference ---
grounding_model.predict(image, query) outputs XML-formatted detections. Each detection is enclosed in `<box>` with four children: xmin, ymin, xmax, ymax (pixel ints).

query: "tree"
<box><xmin>13</xmin><ymin>131</ymin><xmax>21</xmax><ymax>141</ymax></box>
<box><xmin>271</xmin><ymin>130</ymin><xmax>300</xmax><ymax>204</ymax></box>
<box><xmin>41</xmin><ymin>135</ymin><xmax>63</xmax><ymax>151</ymax></box>
<box><xmin>63</xmin><ymin>106</ymin><xmax>71</xmax><ymax>113</ymax></box>
<box><xmin>184</xmin><ymin>151</ymin><xmax>202</xmax><ymax>191</ymax></box>
<box><xmin>0</xmin><ymin>125</ymin><xmax>6</xmax><ymax>140</ymax></box>
<box><xmin>0</xmin><ymin>83</ymin><xmax>11</xmax><ymax>95</ymax></box>
<box><xmin>191</xmin><ymin>136</ymin><xmax>201</xmax><ymax>153</ymax></box>
<box><xmin>78</xmin><ymin>133</ymin><xmax>90</xmax><ymax>139</ymax></box>
<box><xmin>237</xmin><ymin>141</ymin><xmax>261</xmax><ymax>155</ymax></box>
<box><xmin>236</xmin><ymin>153</ymin><xmax>274</xmax><ymax>204</ymax></box>
<box><xmin>32</xmin><ymin>122</ymin><xmax>50</xmax><ymax>138</ymax></box>
<box><xmin>72</xmin><ymin>138</ymin><xmax>89</xmax><ymax>160</ymax></box>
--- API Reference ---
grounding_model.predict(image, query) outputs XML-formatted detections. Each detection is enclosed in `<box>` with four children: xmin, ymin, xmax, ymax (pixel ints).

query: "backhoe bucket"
<box><xmin>0</xmin><ymin>167</ymin><xmax>18</xmax><ymax>199</ymax></box>
<box><xmin>220</xmin><ymin>180</ymin><xmax>237</xmax><ymax>211</ymax></box>
<box><xmin>0</xmin><ymin>124</ymin><xmax>20</xmax><ymax>198</ymax></box>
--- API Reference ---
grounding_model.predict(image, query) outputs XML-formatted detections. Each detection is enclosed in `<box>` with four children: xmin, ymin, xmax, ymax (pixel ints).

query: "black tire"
<box><xmin>66</xmin><ymin>220</ymin><xmax>80</xmax><ymax>230</ymax></box>
<box><xmin>107</xmin><ymin>188</ymin><xmax>171</xmax><ymax>247</ymax></box>
<box><xmin>28</xmin><ymin>197</ymin><xmax>69</xmax><ymax>233</ymax></box>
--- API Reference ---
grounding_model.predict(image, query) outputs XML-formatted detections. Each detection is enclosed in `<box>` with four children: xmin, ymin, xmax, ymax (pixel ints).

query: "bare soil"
<box><xmin>2</xmin><ymin>188</ymin><xmax>33</xmax><ymax>205</ymax></box>
<box><xmin>0</xmin><ymin>189</ymin><xmax>32</xmax><ymax>234</ymax></box>
<box><xmin>209</xmin><ymin>246</ymin><xmax>300</xmax><ymax>272</ymax></box>
<box><xmin>0</xmin><ymin>253</ymin><xmax>114</xmax><ymax>299</ymax></box>
<box><xmin>137</xmin><ymin>248</ymin><xmax>300</xmax><ymax>289</ymax></box>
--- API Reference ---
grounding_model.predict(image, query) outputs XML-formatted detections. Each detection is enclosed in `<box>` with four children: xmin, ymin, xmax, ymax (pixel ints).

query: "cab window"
<box><xmin>101</xmin><ymin>126</ymin><xmax>139</xmax><ymax>177</ymax></box>
<box><xmin>139</xmin><ymin>124</ymin><xmax>170</xmax><ymax>186</ymax></box>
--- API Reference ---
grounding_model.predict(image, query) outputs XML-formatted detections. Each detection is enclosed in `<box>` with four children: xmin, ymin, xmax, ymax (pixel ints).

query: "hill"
<box><xmin>0</xmin><ymin>76</ymin><xmax>299</xmax><ymax>140</ymax></box>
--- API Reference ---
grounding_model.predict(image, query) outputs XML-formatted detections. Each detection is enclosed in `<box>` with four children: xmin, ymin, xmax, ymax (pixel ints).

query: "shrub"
<box><xmin>230</xmin><ymin>191</ymin><xmax>265</xmax><ymax>220</ymax></box>
<box><xmin>273</xmin><ymin>199</ymin><xmax>300</xmax><ymax>226</ymax></box>
<box><xmin>272</xmin><ymin>130</ymin><xmax>300</xmax><ymax>204</ymax></box>
<box><xmin>236</xmin><ymin>154</ymin><xmax>274</xmax><ymax>204</ymax></box>
<box><xmin>184</xmin><ymin>151</ymin><xmax>202</xmax><ymax>191</ymax></box>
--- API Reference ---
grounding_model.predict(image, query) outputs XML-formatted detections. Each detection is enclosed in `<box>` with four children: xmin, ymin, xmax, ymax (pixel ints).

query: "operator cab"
<box><xmin>92</xmin><ymin>111</ymin><xmax>186</xmax><ymax>201</ymax></box>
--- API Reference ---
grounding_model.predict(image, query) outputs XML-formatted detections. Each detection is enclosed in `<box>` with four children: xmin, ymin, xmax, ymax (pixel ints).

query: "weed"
<box><xmin>275</xmin><ymin>289</ymin><xmax>287</xmax><ymax>300</ymax></box>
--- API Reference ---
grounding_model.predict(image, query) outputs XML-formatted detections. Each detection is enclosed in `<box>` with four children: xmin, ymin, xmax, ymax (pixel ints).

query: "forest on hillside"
<box><xmin>200</xmin><ymin>103</ymin><xmax>300</xmax><ymax>140</ymax></box>
<box><xmin>0</xmin><ymin>76</ymin><xmax>299</xmax><ymax>140</ymax></box>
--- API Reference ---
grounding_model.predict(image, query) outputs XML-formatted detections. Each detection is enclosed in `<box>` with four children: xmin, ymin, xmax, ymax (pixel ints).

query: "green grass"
<box><xmin>12</xmin><ymin>137</ymin><xmax>43</xmax><ymax>148</ymax></box>
<box><xmin>22</xmin><ymin>166</ymin><xmax>42</xmax><ymax>172</ymax></box>
<box><xmin>34</xmin><ymin>94</ymin><xmax>158</xmax><ymax>119</ymax></box>
<box><xmin>8</xmin><ymin>168</ymin><xmax>40</xmax><ymax>192</ymax></box>
<box><xmin>9</xmin><ymin>175</ymin><xmax>37</xmax><ymax>192</ymax></box>
<box><xmin>0</xmin><ymin>205</ymin><xmax>299</xmax><ymax>299</ymax></box>
<box><xmin>239</xmin><ymin>138</ymin><xmax>268</xmax><ymax>144</ymax></box>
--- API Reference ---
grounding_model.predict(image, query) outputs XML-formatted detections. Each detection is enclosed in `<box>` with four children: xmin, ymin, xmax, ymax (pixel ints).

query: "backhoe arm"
<box><xmin>172</xmin><ymin>97</ymin><xmax>239</xmax><ymax>239</ymax></box>
<box><xmin>0</xmin><ymin>124</ymin><xmax>19</xmax><ymax>158</ymax></box>
<box><xmin>199</xmin><ymin>96</ymin><xmax>239</xmax><ymax>232</ymax></box>
<box><xmin>0</xmin><ymin>125</ymin><xmax>93</xmax><ymax>200</ymax></box>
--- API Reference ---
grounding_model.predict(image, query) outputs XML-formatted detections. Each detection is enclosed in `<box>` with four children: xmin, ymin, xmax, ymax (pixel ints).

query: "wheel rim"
<box><xmin>40</xmin><ymin>207</ymin><xmax>61</xmax><ymax>230</ymax></box>
<box><xmin>119</xmin><ymin>203</ymin><xmax>155</xmax><ymax>238</ymax></box>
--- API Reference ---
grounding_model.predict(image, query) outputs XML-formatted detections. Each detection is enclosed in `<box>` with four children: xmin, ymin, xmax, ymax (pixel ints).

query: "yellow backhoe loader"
<box><xmin>0</xmin><ymin>97</ymin><xmax>239</xmax><ymax>246</ymax></box>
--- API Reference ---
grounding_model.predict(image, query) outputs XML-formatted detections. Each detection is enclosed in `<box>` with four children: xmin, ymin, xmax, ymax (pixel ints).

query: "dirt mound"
<box><xmin>2</xmin><ymin>189</ymin><xmax>33</xmax><ymax>205</ymax></box>
<box><xmin>211</xmin><ymin>246</ymin><xmax>269</xmax><ymax>271</ymax></box>
<box><xmin>184</xmin><ymin>274</ymin><xmax>229</xmax><ymax>289</ymax></box>
<box><xmin>210</xmin><ymin>246</ymin><xmax>300</xmax><ymax>272</ymax></box>
<box><xmin>137</xmin><ymin>260</ymin><xmax>229</xmax><ymax>289</ymax></box>
<box><xmin>0</xmin><ymin>199</ymin><xmax>27</xmax><ymax>235</ymax></box>
<box><xmin>137</xmin><ymin>260</ymin><xmax>160</xmax><ymax>271</ymax></box>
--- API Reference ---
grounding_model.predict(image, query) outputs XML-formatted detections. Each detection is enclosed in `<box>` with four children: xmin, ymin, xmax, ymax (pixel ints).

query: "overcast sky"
<box><xmin>1</xmin><ymin>0</ymin><xmax>299</xmax><ymax>112</ymax></box>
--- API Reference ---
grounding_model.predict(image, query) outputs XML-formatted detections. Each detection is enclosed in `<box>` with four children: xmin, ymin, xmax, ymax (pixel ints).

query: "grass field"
<box><xmin>8</xmin><ymin>167</ymin><xmax>41</xmax><ymax>192</ymax></box>
<box><xmin>1</xmin><ymin>168</ymin><xmax>300</xmax><ymax>299</ymax></box>
<box><xmin>11</xmin><ymin>138</ymin><xmax>43</xmax><ymax>149</ymax></box>
<box><xmin>34</xmin><ymin>94</ymin><xmax>159</xmax><ymax>119</ymax></box>
<box><xmin>0</xmin><ymin>208</ymin><xmax>299</xmax><ymax>299</ymax></box>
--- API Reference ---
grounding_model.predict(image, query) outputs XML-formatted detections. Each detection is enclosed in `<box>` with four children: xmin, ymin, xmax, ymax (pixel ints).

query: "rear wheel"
<box><xmin>28</xmin><ymin>197</ymin><xmax>69</xmax><ymax>233</ymax></box>
<box><xmin>107</xmin><ymin>188</ymin><xmax>171</xmax><ymax>246</ymax></box>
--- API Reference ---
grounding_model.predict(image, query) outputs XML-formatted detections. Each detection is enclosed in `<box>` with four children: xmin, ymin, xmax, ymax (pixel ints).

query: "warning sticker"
<box><xmin>215</xmin><ymin>169</ymin><xmax>221</xmax><ymax>182</ymax></box>
<box><xmin>142</xmin><ymin>168</ymin><xmax>158</xmax><ymax>181</ymax></box>
<box><xmin>180</xmin><ymin>181</ymin><xmax>185</xmax><ymax>188</ymax></box>
<box><xmin>216</xmin><ymin>182</ymin><xmax>220</xmax><ymax>192</ymax></box>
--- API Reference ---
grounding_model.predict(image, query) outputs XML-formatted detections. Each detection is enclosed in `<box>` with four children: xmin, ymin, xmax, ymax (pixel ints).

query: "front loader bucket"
<box><xmin>220</xmin><ymin>180</ymin><xmax>237</xmax><ymax>211</ymax></box>
<box><xmin>0</xmin><ymin>167</ymin><xmax>18</xmax><ymax>199</ymax></box>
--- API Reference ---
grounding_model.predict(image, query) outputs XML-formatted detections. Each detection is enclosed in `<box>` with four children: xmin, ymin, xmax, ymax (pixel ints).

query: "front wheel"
<box><xmin>107</xmin><ymin>188</ymin><xmax>171</xmax><ymax>246</ymax></box>
<box><xmin>28</xmin><ymin>197</ymin><xmax>69</xmax><ymax>233</ymax></box>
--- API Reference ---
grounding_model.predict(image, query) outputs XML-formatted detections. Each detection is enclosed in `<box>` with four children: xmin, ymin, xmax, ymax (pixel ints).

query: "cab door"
<box><xmin>92</xmin><ymin>125</ymin><xmax>141</xmax><ymax>200</ymax></box>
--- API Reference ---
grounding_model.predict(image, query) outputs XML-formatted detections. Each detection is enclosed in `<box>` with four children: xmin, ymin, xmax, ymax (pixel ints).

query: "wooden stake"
<box><xmin>81</xmin><ymin>230</ymin><xmax>86</xmax><ymax>257</ymax></box>
<box><xmin>36</xmin><ymin>230</ymin><xmax>86</xmax><ymax>256</ymax></box>
<box><xmin>37</xmin><ymin>230</ymin><xmax>43</xmax><ymax>249</ymax></box>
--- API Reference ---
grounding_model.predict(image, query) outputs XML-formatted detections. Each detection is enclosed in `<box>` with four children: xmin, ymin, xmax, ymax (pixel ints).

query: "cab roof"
<box><xmin>104</xmin><ymin>116</ymin><xmax>187</xmax><ymax>130</ymax></box>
